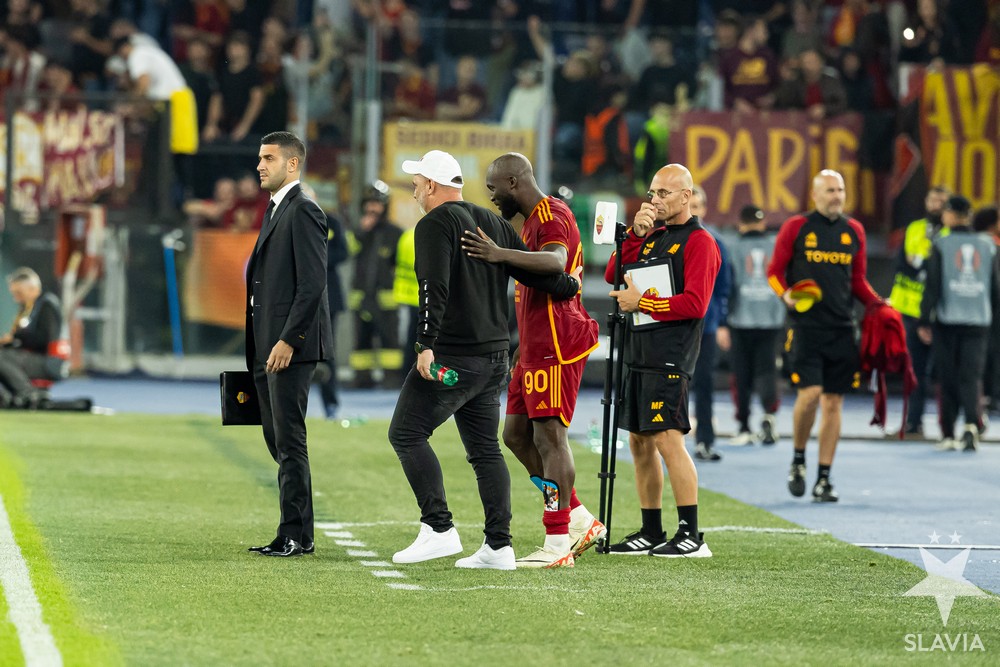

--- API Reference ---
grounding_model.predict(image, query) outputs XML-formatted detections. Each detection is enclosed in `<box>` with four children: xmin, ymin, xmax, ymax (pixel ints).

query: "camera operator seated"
<box><xmin>0</xmin><ymin>268</ymin><xmax>67</xmax><ymax>409</ymax></box>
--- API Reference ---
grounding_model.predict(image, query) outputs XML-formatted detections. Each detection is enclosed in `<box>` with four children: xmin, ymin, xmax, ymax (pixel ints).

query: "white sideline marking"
<box><xmin>323</xmin><ymin>531</ymin><xmax>354</xmax><ymax>539</ymax></box>
<box><xmin>359</xmin><ymin>561</ymin><xmax>392</xmax><ymax>567</ymax></box>
<box><xmin>856</xmin><ymin>543</ymin><xmax>1000</xmax><ymax>550</ymax></box>
<box><xmin>346</xmin><ymin>549</ymin><xmax>378</xmax><ymax>558</ymax></box>
<box><xmin>372</xmin><ymin>570</ymin><xmax>406</xmax><ymax>578</ymax></box>
<box><xmin>703</xmin><ymin>525</ymin><xmax>828</xmax><ymax>535</ymax></box>
<box><xmin>387</xmin><ymin>583</ymin><xmax>423</xmax><ymax>591</ymax></box>
<box><xmin>334</xmin><ymin>540</ymin><xmax>365</xmax><ymax>547</ymax></box>
<box><xmin>315</xmin><ymin>522</ymin><xmax>344</xmax><ymax>530</ymax></box>
<box><xmin>0</xmin><ymin>494</ymin><xmax>62</xmax><ymax>667</ymax></box>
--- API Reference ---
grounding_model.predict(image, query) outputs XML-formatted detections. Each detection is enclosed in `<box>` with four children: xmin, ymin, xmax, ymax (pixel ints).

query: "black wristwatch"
<box><xmin>414</xmin><ymin>342</ymin><xmax>433</xmax><ymax>354</ymax></box>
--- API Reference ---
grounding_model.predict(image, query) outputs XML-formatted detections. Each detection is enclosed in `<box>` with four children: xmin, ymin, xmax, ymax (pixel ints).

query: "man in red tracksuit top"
<box><xmin>605</xmin><ymin>163</ymin><xmax>720</xmax><ymax>558</ymax></box>
<box><xmin>767</xmin><ymin>169</ymin><xmax>881</xmax><ymax>503</ymax></box>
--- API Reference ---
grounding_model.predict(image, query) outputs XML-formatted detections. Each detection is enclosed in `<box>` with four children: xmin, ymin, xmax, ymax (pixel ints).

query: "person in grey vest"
<box><xmin>725</xmin><ymin>205</ymin><xmax>786</xmax><ymax>446</ymax></box>
<box><xmin>918</xmin><ymin>195</ymin><xmax>1000</xmax><ymax>452</ymax></box>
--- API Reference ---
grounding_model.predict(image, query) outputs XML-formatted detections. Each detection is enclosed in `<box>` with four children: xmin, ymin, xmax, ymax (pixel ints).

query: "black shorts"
<box><xmin>617</xmin><ymin>367</ymin><xmax>690</xmax><ymax>434</ymax></box>
<box><xmin>785</xmin><ymin>326</ymin><xmax>860</xmax><ymax>394</ymax></box>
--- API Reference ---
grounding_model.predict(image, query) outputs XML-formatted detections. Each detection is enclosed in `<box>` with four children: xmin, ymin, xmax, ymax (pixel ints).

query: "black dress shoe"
<box><xmin>302</xmin><ymin>542</ymin><xmax>315</xmax><ymax>554</ymax></box>
<box><xmin>262</xmin><ymin>536</ymin><xmax>304</xmax><ymax>557</ymax></box>
<box><xmin>248</xmin><ymin>537</ymin><xmax>282</xmax><ymax>553</ymax></box>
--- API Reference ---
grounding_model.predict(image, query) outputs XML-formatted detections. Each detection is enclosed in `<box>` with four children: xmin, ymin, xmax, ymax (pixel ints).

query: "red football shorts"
<box><xmin>506</xmin><ymin>358</ymin><xmax>587</xmax><ymax>426</ymax></box>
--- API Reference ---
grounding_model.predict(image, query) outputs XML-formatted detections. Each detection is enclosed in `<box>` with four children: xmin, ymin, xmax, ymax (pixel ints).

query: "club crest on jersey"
<box><xmin>841</xmin><ymin>232</ymin><xmax>852</xmax><ymax>245</ymax></box>
<box><xmin>643</xmin><ymin>242</ymin><xmax>654</xmax><ymax>256</ymax></box>
<box><xmin>805</xmin><ymin>232</ymin><xmax>818</xmax><ymax>248</ymax></box>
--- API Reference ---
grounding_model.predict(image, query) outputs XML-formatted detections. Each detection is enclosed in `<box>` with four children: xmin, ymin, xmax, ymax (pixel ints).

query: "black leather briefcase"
<box><xmin>220</xmin><ymin>371</ymin><xmax>261</xmax><ymax>426</ymax></box>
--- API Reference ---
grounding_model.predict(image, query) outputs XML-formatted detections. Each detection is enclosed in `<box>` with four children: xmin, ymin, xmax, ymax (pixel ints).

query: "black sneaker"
<box><xmin>812</xmin><ymin>478</ymin><xmax>839</xmax><ymax>503</ymax></box>
<box><xmin>961</xmin><ymin>425</ymin><xmax>979</xmax><ymax>452</ymax></box>
<box><xmin>788</xmin><ymin>463</ymin><xmax>806</xmax><ymax>497</ymax></box>
<box><xmin>760</xmin><ymin>414</ymin><xmax>777</xmax><ymax>445</ymax></box>
<box><xmin>606</xmin><ymin>530</ymin><xmax>666</xmax><ymax>555</ymax></box>
<box><xmin>694</xmin><ymin>442</ymin><xmax>722</xmax><ymax>461</ymax></box>
<box><xmin>650</xmin><ymin>531</ymin><xmax>712</xmax><ymax>558</ymax></box>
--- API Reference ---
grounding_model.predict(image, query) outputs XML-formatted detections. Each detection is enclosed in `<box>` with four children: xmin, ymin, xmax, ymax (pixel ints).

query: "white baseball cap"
<box><xmin>401</xmin><ymin>150</ymin><xmax>464</xmax><ymax>189</ymax></box>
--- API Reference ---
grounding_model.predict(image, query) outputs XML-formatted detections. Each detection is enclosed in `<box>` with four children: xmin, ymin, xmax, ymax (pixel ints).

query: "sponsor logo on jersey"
<box><xmin>651</xmin><ymin>414</ymin><xmax>664</xmax><ymax>422</ymax></box>
<box><xmin>805</xmin><ymin>250</ymin><xmax>853</xmax><ymax>264</ymax></box>
<box><xmin>668</xmin><ymin>243</ymin><xmax>680</xmax><ymax>254</ymax></box>
<box><xmin>841</xmin><ymin>232</ymin><xmax>852</xmax><ymax>245</ymax></box>
<box><xmin>805</xmin><ymin>232</ymin><xmax>818</xmax><ymax>248</ymax></box>
<box><xmin>536</xmin><ymin>400</ymin><xmax>549</xmax><ymax>410</ymax></box>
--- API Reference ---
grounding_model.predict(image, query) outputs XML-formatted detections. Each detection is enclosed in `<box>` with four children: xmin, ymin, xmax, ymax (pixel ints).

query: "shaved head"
<box><xmin>646</xmin><ymin>163</ymin><xmax>694</xmax><ymax>226</ymax></box>
<box><xmin>486</xmin><ymin>152</ymin><xmax>544</xmax><ymax>220</ymax></box>
<box><xmin>655</xmin><ymin>163</ymin><xmax>695</xmax><ymax>191</ymax></box>
<box><xmin>489</xmin><ymin>152</ymin><xmax>534</xmax><ymax>182</ymax></box>
<box><xmin>812</xmin><ymin>169</ymin><xmax>846</xmax><ymax>218</ymax></box>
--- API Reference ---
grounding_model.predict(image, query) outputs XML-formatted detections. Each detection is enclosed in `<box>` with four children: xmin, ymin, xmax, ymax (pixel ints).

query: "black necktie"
<box><xmin>263</xmin><ymin>200</ymin><xmax>275</xmax><ymax>227</ymax></box>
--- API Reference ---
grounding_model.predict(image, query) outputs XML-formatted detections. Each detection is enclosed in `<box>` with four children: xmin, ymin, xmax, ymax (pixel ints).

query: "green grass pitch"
<box><xmin>0</xmin><ymin>412</ymin><xmax>996</xmax><ymax>665</ymax></box>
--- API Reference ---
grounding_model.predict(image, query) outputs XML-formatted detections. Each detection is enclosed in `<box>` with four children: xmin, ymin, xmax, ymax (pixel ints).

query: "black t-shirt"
<box><xmin>413</xmin><ymin>201</ymin><xmax>578</xmax><ymax>355</ymax></box>
<box><xmin>71</xmin><ymin>10</ymin><xmax>112</xmax><ymax>78</ymax></box>
<box><xmin>217</xmin><ymin>64</ymin><xmax>261</xmax><ymax>131</ymax></box>
<box><xmin>179</xmin><ymin>65</ymin><xmax>218</xmax><ymax>129</ymax></box>
<box><xmin>631</xmin><ymin>63</ymin><xmax>697</xmax><ymax>111</ymax></box>
<box><xmin>12</xmin><ymin>292</ymin><xmax>61</xmax><ymax>354</ymax></box>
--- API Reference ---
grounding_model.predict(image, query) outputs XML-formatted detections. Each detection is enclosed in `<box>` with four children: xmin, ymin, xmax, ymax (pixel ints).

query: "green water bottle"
<box><xmin>428</xmin><ymin>362</ymin><xmax>458</xmax><ymax>386</ymax></box>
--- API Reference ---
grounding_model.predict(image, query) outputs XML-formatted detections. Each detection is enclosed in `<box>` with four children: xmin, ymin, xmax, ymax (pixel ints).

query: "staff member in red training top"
<box><xmin>462</xmin><ymin>153</ymin><xmax>604</xmax><ymax>569</ymax></box>
<box><xmin>604</xmin><ymin>163</ymin><xmax>720</xmax><ymax>558</ymax></box>
<box><xmin>766</xmin><ymin>169</ymin><xmax>881</xmax><ymax>503</ymax></box>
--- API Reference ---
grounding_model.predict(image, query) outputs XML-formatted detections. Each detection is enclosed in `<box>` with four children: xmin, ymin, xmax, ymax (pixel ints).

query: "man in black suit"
<box><xmin>245</xmin><ymin>131</ymin><xmax>334</xmax><ymax>557</ymax></box>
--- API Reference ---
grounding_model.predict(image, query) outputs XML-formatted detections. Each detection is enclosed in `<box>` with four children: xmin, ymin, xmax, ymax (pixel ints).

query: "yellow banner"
<box><xmin>381</xmin><ymin>122</ymin><xmax>535</xmax><ymax>223</ymax></box>
<box><xmin>182</xmin><ymin>230</ymin><xmax>257</xmax><ymax>329</ymax></box>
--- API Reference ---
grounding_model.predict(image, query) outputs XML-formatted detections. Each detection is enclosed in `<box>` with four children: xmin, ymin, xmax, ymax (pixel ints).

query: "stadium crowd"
<box><xmin>3</xmin><ymin>0</ymin><xmax>1000</xmax><ymax>446</ymax></box>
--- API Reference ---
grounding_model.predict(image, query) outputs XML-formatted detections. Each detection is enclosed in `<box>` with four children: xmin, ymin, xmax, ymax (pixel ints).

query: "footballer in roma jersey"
<box><xmin>462</xmin><ymin>153</ymin><xmax>604</xmax><ymax>569</ymax></box>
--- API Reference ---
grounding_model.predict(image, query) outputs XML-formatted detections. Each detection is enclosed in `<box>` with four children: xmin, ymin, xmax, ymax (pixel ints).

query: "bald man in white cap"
<box><xmin>387</xmin><ymin>150</ymin><xmax>582</xmax><ymax>570</ymax></box>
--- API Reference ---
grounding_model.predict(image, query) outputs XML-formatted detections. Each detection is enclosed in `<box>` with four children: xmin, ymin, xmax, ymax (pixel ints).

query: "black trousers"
<box><xmin>730</xmin><ymin>328</ymin><xmax>781</xmax><ymax>431</ymax></box>
<box><xmin>0</xmin><ymin>348</ymin><xmax>56</xmax><ymax>397</ymax></box>
<box><xmin>253</xmin><ymin>359</ymin><xmax>316</xmax><ymax>545</ymax></box>
<box><xmin>903</xmin><ymin>315</ymin><xmax>933</xmax><ymax>429</ymax></box>
<box><xmin>318</xmin><ymin>313</ymin><xmax>340</xmax><ymax>412</ymax></box>
<box><xmin>692</xmin><ymin>331</ymin><xmax>717</xmax><ymax>445</ymax></box>
<box><xmin>934</xmin><ymin>324</ymin><xmax>988</xmax><ymax>438</ymax></box>
<box><xmin>984</xmin><ymin>315</ymin><xmax>1000</xmax><ymax>406</ymax></box>
<box><xmin>388</xmin><ymin>350</ymin><xmax>511</xmax><ymax>548</ymax></box>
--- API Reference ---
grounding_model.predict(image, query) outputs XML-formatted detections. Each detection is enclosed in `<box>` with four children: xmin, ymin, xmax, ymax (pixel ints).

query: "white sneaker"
<box><xmin>516</xmin><ymin>544</ymin><xmax>575</xmax><ymax>569</ymax></box>
<box><xmin>568</xmin><ymin>506</ymin><xmax>606</xmax><ymax>556</ymax></box>
<box><xmin>729</xmin><ymin>430</ymin><xmax>755</xmax><ymax>446</ymax></box>
<box><xmin>455</xmin><ymin>541</ymin><xmax>516</xmax><ymax>570</ymax></box>
<box><xmin>392</xmin><ymin>523</ymin><xmax>462</xmax><ymax>564</ymax></box>
<box><xmin>935</xmin><ymin>438</ymin><xmax>958</xmax><ymax>451</ymax></box>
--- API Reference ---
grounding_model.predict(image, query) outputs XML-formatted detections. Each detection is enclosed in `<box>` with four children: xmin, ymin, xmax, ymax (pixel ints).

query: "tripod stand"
<box><xmin>596</xmin><ymin>222</ymin><xmax>628</xmax><ymax>553</ymax></box>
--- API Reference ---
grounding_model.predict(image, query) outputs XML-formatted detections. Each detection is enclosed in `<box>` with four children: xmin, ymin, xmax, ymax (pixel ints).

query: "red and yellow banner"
<box><xmin>0</xmin><ymin>107</ymin><xmax>123</xmax><ymax>220</ymax></box>
<box><xmin>916</xmin><ymin>65</ymin><xmax>1000</xmax><ymax>208</ymax></box>
<box><xmin>182</xmin><ymin>230</ymin><xmax>256</xmax><ymax>329</ymax></box>
<box><xmin>670</xmin><ymin>111</ymin><xmax>881</xmax><ymax>228</ymax></box>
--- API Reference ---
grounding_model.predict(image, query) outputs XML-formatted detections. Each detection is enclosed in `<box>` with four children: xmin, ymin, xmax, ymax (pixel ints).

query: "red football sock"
<box><xmin>543</xmin><ymin>508</ymin><xmax>571</xmax><ymax>535</ymax></box>
<box><xmin>569</xmin><ymin>488</ymin><xmax>582</xmax><ymax>510</ymax></box>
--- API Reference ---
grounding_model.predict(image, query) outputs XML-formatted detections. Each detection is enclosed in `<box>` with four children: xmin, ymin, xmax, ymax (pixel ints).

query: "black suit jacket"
<box><xmin>245</xmin><ymin>183</ymin><xmax>335</xmax><ymax>370</ymax></box>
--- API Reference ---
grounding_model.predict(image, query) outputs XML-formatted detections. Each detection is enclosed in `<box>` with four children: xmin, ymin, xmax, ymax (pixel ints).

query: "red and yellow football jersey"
<box><xmin>515</xmin><ymin>196</ymin><xmax>599</xmax><ymax>365</ymax></box>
